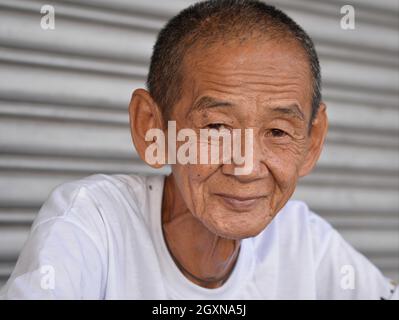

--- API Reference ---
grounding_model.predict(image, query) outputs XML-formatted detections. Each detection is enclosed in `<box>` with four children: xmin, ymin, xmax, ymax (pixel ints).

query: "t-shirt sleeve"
<box><xmin>310</xmin><ymin>212</ymin><xmax>398</xmax><ymax>300</ymax></box>
<box><xmin>0</xmin><ymin>185</ymin><xmax>107</xmax><ymax>299</ymax></box>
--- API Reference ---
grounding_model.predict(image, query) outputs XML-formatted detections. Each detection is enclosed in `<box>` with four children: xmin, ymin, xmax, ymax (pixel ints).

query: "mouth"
<box><xmin>214</xmin><ymin>193</ymin><xmax>267</xmax><ymax>211</ymax></box>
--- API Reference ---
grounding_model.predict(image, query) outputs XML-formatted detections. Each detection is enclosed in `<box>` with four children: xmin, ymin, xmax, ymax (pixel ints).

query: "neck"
<box><xmin>161</xmin><ymin>174</ymin><xmax>241</xmax><ymax>289</ymax></box>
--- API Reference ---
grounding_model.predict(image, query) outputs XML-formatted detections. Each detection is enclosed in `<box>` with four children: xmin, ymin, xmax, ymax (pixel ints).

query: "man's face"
<box><xmin>168</xmin><ymin>38</ymin><xmax>315</xmax><ymax>240</ymax></box>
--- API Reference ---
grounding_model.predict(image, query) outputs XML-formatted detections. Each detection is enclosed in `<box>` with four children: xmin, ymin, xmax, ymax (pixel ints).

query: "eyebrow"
<box><xmin>190</xmin><ymin>96</ymin><xmax>234</xmax><ymax>113</ymax></box>
<box><xmin>271</xmin><ymin>104</ymin><xmax>306</xmax><ymax>122</ymax></box>
<box><xmin>189</xmin><ymin>96</ymin><xmax>305</xmax><ymax>121</ymax></box>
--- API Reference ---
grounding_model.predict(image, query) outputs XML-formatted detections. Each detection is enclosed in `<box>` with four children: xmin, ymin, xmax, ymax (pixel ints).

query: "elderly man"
<box><xmin>0</xmin><ymin>0</ymin><xmax>397</xmax><ymax>299</ymax></box>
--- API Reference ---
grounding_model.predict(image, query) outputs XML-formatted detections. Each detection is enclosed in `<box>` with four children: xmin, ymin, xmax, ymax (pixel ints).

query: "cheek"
<box><xmin>172</xmin><ymin>163</ymin><xmax>220</xmax><ymax>215</ymax></box>
<box><xmin>265</xmin><ymin>144</ymin><xmax>305</xmax><ymax>187</ymax></box>
<box><xmin>265</xmin><ymin>137</ymin><xmax>307</xmax><ymax>157</ymax></box>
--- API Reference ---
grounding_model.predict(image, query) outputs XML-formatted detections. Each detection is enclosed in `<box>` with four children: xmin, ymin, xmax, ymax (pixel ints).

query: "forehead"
<box><xmin>177</xmin><ymin>38</ymin><xmax>313</xmax><ymax>119</ymax></box>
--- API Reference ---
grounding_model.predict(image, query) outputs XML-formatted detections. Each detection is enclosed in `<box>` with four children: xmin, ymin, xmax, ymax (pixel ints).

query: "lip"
<box><xmin>215</xmin><ymin>193</ymin><xmax>267</xmax><ymax>211</ymax></box>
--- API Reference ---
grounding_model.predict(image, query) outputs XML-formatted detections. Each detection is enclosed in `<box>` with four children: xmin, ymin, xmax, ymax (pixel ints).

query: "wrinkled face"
<box><xmin>168</xmin><ymin>38</ymin><xmax>314</xmax><ymax>240</ymax></box>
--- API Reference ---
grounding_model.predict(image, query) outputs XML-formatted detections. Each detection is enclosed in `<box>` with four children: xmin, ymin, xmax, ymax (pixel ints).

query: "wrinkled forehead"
<box><xmin>177</xmin><ymin>38</ymin><xmax>313</xmax><ymax>117</ymax></box>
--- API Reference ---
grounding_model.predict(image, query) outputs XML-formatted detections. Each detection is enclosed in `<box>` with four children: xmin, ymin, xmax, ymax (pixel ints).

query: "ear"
<box><xmin>128</xmin><ymin>88</ymin><xmax>165</xmax><ymax>168</ymax></box>
<box><xmin>298</xmin><ymin>102</ymin><xmax>328</xmax><ymax>177</ymax></box>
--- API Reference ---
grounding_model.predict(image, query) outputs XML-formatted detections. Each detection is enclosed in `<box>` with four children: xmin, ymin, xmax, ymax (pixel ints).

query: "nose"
<box><xmin>221</xmin><ymin>128</ymin><xmax>269</xmax><ymax>182</ymax></box>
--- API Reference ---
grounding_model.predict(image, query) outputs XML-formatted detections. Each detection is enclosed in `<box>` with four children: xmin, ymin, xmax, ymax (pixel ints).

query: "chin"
<box><xmin>202</xmin><ymin>211</ymin><xmax>272</xmax><ymax>240</ymax></box>
<box><xmin>214</xmin><ymin>227</ymin><xmax>266</xmax><ymax>240</ymax></box>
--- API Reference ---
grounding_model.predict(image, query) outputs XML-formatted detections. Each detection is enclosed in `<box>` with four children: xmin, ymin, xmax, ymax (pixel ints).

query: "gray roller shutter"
<box><xmin>0</xmin><ymin>0</ymin><xmax>398</xmax><ymax>288</ymax></box>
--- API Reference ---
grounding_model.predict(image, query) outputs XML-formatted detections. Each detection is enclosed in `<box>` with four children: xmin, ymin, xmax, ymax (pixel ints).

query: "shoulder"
<box><xmin>251</xmin><ymin>199</ymin><xmax>336</xmax><ymax>259</ymax></box>
<box><xmin>270</xmin><ymin>199</ymin><xmax>334</xmax><ymax>235</ymax></box>
<box><xmin>31</xmin><ymin>173</ymin><xmax>158</xmax><ymax>230</ymax></box>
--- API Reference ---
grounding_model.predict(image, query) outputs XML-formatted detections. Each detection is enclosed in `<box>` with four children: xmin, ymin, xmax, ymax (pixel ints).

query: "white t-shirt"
<box><xmin>0</xmin><ymin>173</ymin><xmax>397</xmax><ymax>300</ymax></box>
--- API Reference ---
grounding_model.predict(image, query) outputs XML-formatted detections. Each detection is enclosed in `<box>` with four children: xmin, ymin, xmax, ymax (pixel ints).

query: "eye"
<box><xmin>206</xmin><ymin>123</ymin><xmax>227</xmax><ymax>130</ymax></box>
<box><xmin>269</xmin><ymin>128</ymin><xmax>288</xmax><ymax>137</ymax></box>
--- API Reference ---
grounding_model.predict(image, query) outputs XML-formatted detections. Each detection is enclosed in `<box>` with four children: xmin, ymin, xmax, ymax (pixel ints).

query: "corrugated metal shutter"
<box><xmin>0</xmin><ymin>0</ymin><xmax>398</xmax><ymax>288</ymax></box>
